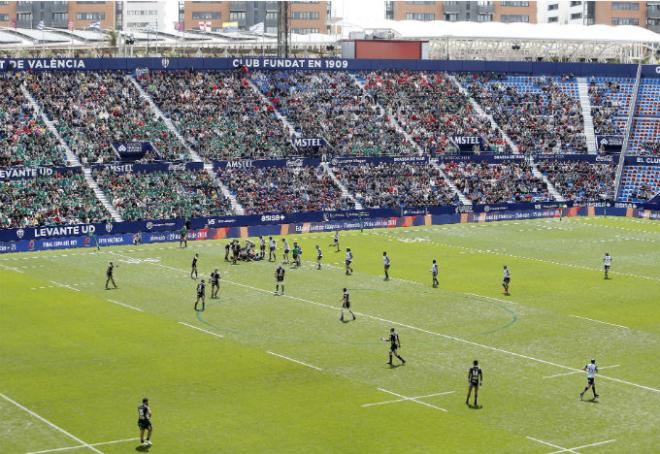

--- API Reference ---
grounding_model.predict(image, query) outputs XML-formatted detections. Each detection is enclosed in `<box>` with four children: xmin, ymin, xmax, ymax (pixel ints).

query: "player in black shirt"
<box><xmin>316</xmin><ymin>245</ymin><xmax>323</xmax><ymax>270</ymax></box>
<box><xmin>232</xmin><ymin>241</ymin><xmax>240</xmax><ymax>265</ymax></box>
<box><xmin>210</xmin><ymin>269</ymin><xmax>220</xmax><ymax>299</ymax></box>
<box><xmin>195</xmin><ymin>279</ymin><xmax>206</xmax><ymax>311</ymax></box>
<box><xmin>383</xmin><ymin>328</ymin><xmax>405</xmax><ymax>366</ymax></box>
<box><xmin>274</xmin><ymin>266</ymin><xmax>285</xmax><ymax>295</ymax></box>
<box><xmin>224</xmin><ymin>243</ymin><xmax>231</xmax><ymax>262</ymax></box>
<box><xmin>105</xmin><ymin>262</ymin><xmax>117</xmax><ymax>290</ymax></box>
<box><xmin>340</xmin><ymin>288</ymin><xmax>356</xmax><ymax>322</ymax></box>
<box><xmin>466</xmin><ymin>360</ymin><xmax>483</xmax><ymax>407</ymax></box>
<box><xmin>191</xmin><ymin>254</ymin><xmax>199</xmax><ymax>279</ymax></box>
<box><xmin>137</xmin><ymin>397</ymin><xmax>152</xmax><ymax>447</ymax></box>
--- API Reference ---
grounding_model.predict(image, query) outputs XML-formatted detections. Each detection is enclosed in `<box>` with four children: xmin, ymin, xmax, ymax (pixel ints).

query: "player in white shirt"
<box><xmin>502</xmin><ymin>265</ymin><xmax>511</xmax><ymax>295</ymax></box>
<box><xmin>331</xmin><ymin>231</ymin><xmax>340</xmax><ymax>252</ymax></box>
<box><xmin>282</xmin><ymin>238</ymin><xmax>290</xmax><ymax>264</ymax></box>
<box><xmin>603</xmin><ymin>253</ymin><xmax>612</xmax><ymax>279</ymax></box>
<box><xmin>268</xmin><ymin>237</ymin><xmax>276</xmax><ymax>262</ymax></box>
<box><xmin>580</xmin><ymin>359</ymin><xmax>599</xmax><ymax>400</ymax></box>
<box><xmin>345</xmin><ymin>248</ymin><xmax>353</xmax><ymax>275</ymax></box>
<box><xmin>431</xmin><ymin>259</ymin><xmax>439</xmax><ymax>288</ymax></box>
<box><xmin>383</xmin><ymin>251</ymin><xmax>391</xmax><ymax>281</ymax></box>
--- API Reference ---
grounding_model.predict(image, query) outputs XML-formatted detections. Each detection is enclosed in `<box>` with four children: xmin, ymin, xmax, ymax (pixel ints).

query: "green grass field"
<box><xmin>1</xmin><ymin>216</ymin><xmax>660</xmax><ymax>454</ymax></box>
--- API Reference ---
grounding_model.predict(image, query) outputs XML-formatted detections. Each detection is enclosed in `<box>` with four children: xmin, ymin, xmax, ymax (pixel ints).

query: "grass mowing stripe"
<box><xmin>0</xmin><ymin>393</ymin><xmax>103</xmax><ymax>454</ymax></box>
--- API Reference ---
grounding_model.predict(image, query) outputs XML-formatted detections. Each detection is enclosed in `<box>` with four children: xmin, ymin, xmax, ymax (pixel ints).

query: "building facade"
<box><xmin>122</xmin><ymin>1</ymin><xmax>168</xmax><ymax>31</ymax></box>
<box><xmin>539</xmin><ymin>1</ymin><xmax>660</xmax><ymax>32</ymax></box>
<box><xmin>182</xmin><ymin>1</ymin><xmax>329</xmax><ymax>34</ymax></box>
<box><xmin>387</xmin><ymin>1</ymin><xmax>536</xmax><ymax>24</ymax></box>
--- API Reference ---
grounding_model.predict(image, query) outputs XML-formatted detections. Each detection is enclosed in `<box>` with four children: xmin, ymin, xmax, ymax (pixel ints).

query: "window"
<box><xmin>229</xmin><ymin>11</ymin><xmax>246</xmax><ymax>21</ymax></box>
<box><xmin>76</xmin><ymin>1</ymin><xmax>106</xmax><ymax>4</ymax></box>
<box><xmin>266</xmin><ymin>26</ymin><xmax>277</xmax><ymax>33</ymax></box>
<box><xmin>569</xmin><ymin>1</ymin><xmax>581</xmax><ymax>6</ymax></box>
<box><xmin>0</xmin><ymin>14</ymin><xmax>8</xmax><ymax>21</ymax></box>
<box><xmin>192</xmin><ymin>12</ymin><xmax>221</xmax><ymax>20</ymax></box>
<box><xmin>648</xmin><ymin>18</ymin><xmax>660</xmax><ymax>26</ymax></box>
<box><xmin>477</xmin><ymin>1</ymin><xmax>492</xmax><ymax>6</ymax></box>
<box><xmin>612</xmin><ymin>17</ymin><xmax>639</xmax><ymax>25</ymax></box>
<box><xmin>291</xmin><ymin>11</ymin><xmax>320</xmax><ymax>20</ymax></box>
<box><xmin>266</xmin><ymin>12</ymin><xmax>277</xmax><ymax>21</ymax></box>
<box><xmin>17</xmin><ymin>12</ymin><xmax>31</xmax><ymax>22</ymax></box>
<box><xmin>76</xmin><ymin>12</ymin><xmax>105</xmax><ymax>20</ymax></box>
<box><xmin>501</xmin><ymin>1</ymin><xmax>529</xmax><ymax>7</ymax></box>
<box><xmin>570</xmin><ymin>12</ymin><xmax>582</xmax><ymax>19</ymax></box>
<box><xmin>406</xmin><ymin>1</ymin><xmax>435</xmax><ymax>4</ymax></box>
<box><xmin>0</xmin><ymin>1</ymin><xmax>10</xmax><ymax>4</ymax></box>
<box><xmin>477</xmin><ymin>13</ymin><xmax>492</xmax><ymax>22</ymax></box>
<box><xmin>548</xmin><ymin>3</ymin><xmax>559</xmax><ymax>10</ymax></box>
<box><xmin>52</xmin><ymin>12</ymin><xmax>68</xmax><ymax>21</ymax></box>
<box><xmin>612</xmin><ymin>2</ymin><xmax>639</xmax><ymax>10</ymax></box>
<box><xmin>444</xmin><ymin>13</ymin><xmax>458</xmax><ymax>21</ymax></box>
<box><xmin>405</xmin><ymin>12</ymin><xmax>435</xmax><ymax>20</ymax></box>
<box><xmin>291</xmin><ymin>28</ymin><xmax>319</xmax><ymax>34</ymax></box>
<box><xmin>548</xmin><ymin>16</ymin><xmax>559</xmax><ymax>22</ymax></box>
<box><xmin>500</xmin><ymin>14</ymin><xmax>529</xmax><ymax>22</ymax></box>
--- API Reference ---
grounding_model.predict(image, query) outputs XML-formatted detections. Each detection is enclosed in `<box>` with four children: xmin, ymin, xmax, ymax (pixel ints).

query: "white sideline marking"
<box><xmin>26</xmin><ymin>437</ymin><xmax>139</xmax><ymax>454</ymax></box>
<box><xmin>362</xmin><ymin>391</ymin><xmax>454</xmax><ymax>408</ymax></box>
<box><xmin>466</xmin><ymin>292</ymin><xmax>513</xmax><ymax>305</ymax></box>
<box><xmin>0</xmin><ymin>393</ymin><xmax>103</xmax><ymax>454</ymax></box>
<box><xmin>107</xmin><ymin>299</ymin><xmax>143</xmax><ymax>312</ymax></box>
<box><xmin>543</xmin><ymin>365</ymin><xmax>620</xmax><ymax>380</ymax></box>
<box><xmin>570</xmin><ymin>315</ymin><xmax>629</xmax><ymax>330</ymax></box>
<box><xmin>0</xmin><ymin>263</ymin><xmax>24</xmax><ymax>273</ymax></box>
<box><xmin>178</xmin><ymin>322</ymin><xmax>224</xmax><ymax>338</ymax></box>
<box><xmin>547</xmin><ymin>439</ymin><xmax>617</xmax><ymax>454</ymax></box>
<box><xmin>49</xmin><ymin>281</ymin><xmax>80</xmax><ymax>292</ymax></box>
<box><xmin>377</xmin><ymin>388</ymin><xmax>447</xmax><ymax>412</ymax></box>
<box><xmin>527</xmin><ymin>436</ymin><xmax>578</xmax><ymax>454</ymax></box>
<box><xmin>132</xmin><ymin>259</ymin><xmax>660</xmax><ymax>395</ymax></box>
<box><xmin>267</xmin><ymin>351</ymin><xmax>322</xmax><ymax>371</ymax></box>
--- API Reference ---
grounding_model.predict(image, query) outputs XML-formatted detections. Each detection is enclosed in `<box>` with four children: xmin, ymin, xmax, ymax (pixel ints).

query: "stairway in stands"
<box><xmin>576</xmin><ymin>77</ymin><xmax>598</xmax><ymax>154</ymax></box>
<box><xmin>321</xmin><ymin>162</ymin><xmax>363</xmax><ymax>210</ymax></box>
<box><xmin>127</xmin><ymin>75</ymin><xmax>245</xmax><ymax>216</ymax></box>
<box><xmin>21</xmin><ymin>84</ymin><xmax>123</xmax><ymax>222</ymax></box>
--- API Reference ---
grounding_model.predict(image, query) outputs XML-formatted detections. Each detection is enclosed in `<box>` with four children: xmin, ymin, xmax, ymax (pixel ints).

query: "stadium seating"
<box><xmin>138</xmin><ymin>70</ymin><xmax>293</xmax><ymax>160</ymax></box>
<box><xmin>628</xmin><ymin>119</ymin><xmax>660</xmax><ymax>155</ymax></box>
<box><xmin>634</xmin><ymin>79</ymin><xmax>660</xmax><ymax>117</ymax></box>
<box><xmin>537</xmin><ymin>160</ymin><xmax>615</xmax><ymax>202</ymax></box>
<box><xmin>361</xmin><ymin>71</ymin><xmax>507</xmax><ymax>154</ymax></box>
<box><xmin>26</xmin><ymin>71</ymin><xmax>189</xmax><ymax>164</ymax></box>
<box><xmin>331</xmin><ymin>162</ymin><xmax>457</xmax><ymax>208</ymax></box>
<box><xmin>618</xmin><ymin>165</ymin><xmax>660</xmax><ymax>203</ymax></box>
<box><xmin>0</xmin><ymin>74</ymin><xmax>65</xmax><ymax>167</ymax></box>
<box><xmin>0</xmin><ymin>172</ymin><xmax>107</xmax><ymax>228</ymax></box>
<box><xmin>588</xmin><ymin>77</ymin><xmax>634</xmax><ymax>137</ymax></box>
<box><xmin>459</xmin><ymin>73</ymin><xmax>586</xmax><ymax>154</ymax></box>
<box><xmin>93</xmin><ymin>168</ymin><xmax>231</xmax><ymax>221</ymax></box>
<box><xmin>218</xmin><ymin>166</ymin><xmax>353</xmax><ymax>214</ymax></box>
<box><xmin>441</xmin><ymin>160</ymin><xmax>551</xmax><ymax>204</ymax></box>
<box><xmin>252</xmin><ymin>71</ymin><xmax>414</xmax><ymax>156</ymax></box>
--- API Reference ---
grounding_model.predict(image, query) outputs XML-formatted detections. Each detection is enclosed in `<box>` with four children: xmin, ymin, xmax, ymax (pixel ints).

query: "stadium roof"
<box><xmin>340</xmin><ymin>19</ymin><xmax>660</xmax><ymax>44</ymax></box>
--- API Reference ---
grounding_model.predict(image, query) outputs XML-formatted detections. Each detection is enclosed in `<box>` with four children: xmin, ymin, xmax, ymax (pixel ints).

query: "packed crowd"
<box><xmin>537</xmin><ymin>160</ymin><xmax>615</xmax><ymax>202</ymax></box>
<box><xmin>588</xmin><ymin>79</ymin><xmax>628</xmax><ymax>137</ymax></box>
<box><xmin>218</xmin><ymin>165</ymin><xmax>353</xmax><ymax>214</ymax></box>
<box><xmin>363</xmin><ymin>71</ymin><xmax>507</xmax><ymax>155</ymax></box>
<box><xmin>331</xmin><ymin>162</ymin><xmax>457</xmax><ymax>208</ymax></box>
<box><xmin>0</xmin><ymin>172</ymin><xmax>107</xmax><ymax>228</ymax></box>
<box><xmin>252</xmin><ymin>71</ymin><xmax>413</xmax><ymax>156</ymax></box>
<box><xmin>94</xmin><ymin>169</ymin><xmax>231</xmax><ymax>221</ymax></box>
<box><xmin>26</xmin><ymin>71</ymin><xmax>188</xmax><ymax>164</ymax></box>
<box><xmin>460</xmin><ymin>73</ymin><xmax>586</xmax><ymax>154</ymax></box>
<box><xmin>139</xmin><ymin>70</ymin><xmax>293</xmax><ymax>160</ymax></box>
<box><xmin>441</xmin><ymin>161</ymin><xmax>550</xmax><ymax>204</ymax></box>
<box><xmin>0</xmin><ymin>75</ymin><xmax>65</xmax><ymax>167</ymax></box>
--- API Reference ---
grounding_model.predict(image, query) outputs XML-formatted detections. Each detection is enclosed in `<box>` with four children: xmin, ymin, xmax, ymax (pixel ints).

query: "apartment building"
<box><xmin>386</xmin><ymin>1</ymin><xmax>537</xmax><ymax>24</ymax></box>
<box><xmin>539</xmin><ymin>1</ymin><xmax>660</xmax><ymax>33</ymax></box>
<box><xmin>0</xmin><ymin>1</ymin><xmax>16</xmax><ymax>27</ymax></box>
<box><xmin>182</xmin><ymin>1</ymin><xmax>329</xmax><ymax>34</ymax></box>
<box><xmin>122</xmin><ymin>1</ymin><xmax>168</xmax><ymax>31</ymax></box>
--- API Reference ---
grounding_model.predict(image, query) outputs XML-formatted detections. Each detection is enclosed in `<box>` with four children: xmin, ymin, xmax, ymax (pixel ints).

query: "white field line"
<box><xmin>27</xmin><ymin>438</ymin><xmax>139</xmax><ymax>454</ymax></box>
<box><xmin>0</xmin><ymin>263</ymin><xmax>24</xmax><ymax>273</ymax></box>
<box><xmin>362</xmin><ymin>391</ymin><xmax>454</xmax><ymax>408</ymax></box>
<box><xmin>107</xmin><ymin>299</ymin><xmax>143</xmax><ymax>313</ymax></box>
<box><xmin>130</xmin><ymin>259</ymin><xmax>660</xmax><ymax>396</ymax></box>
<box><xmin>527</xmin><ymin>436</ymin><xmax>578</xmax><ymax>454</ymax></box>
<box><xmin>178</xmin><ymin>322</ymin><xmax>224</xmax><ymax>339</ymax></box>
<box><xmin>543</xmin><ymin>365</ymin><xmax>620</xmax><ymax>380</ymax></box>
<box><xmin>547</xmin><ymin>439</ymin><xmax>617</xmax><ymax>454</ymax></box>
<box><xmin>0</xmin><ymin>393</ymin><xmax>103</xmax><ymax>454</ymax></box>
<box><xmin>377</xmin><ymin>388</ymin><xmax>448</xmax><ymax>412</ymax></box>
<box><xmin>267</xmin><ymin>351</ymin><xmax>322</xmax><ymax>371</ymax></box>
<box><xmin>466</xmin><ymin>292</ymin><xmax>513</xmax><ymax>305</ymax></box>
<box><xmin>570</xmin><ymin>315</ymin><xmax>629</xmax><ymax>330</ymax></box>
<box><xmin>49</xmin><ymin>281</ymin><xmax>80</xmax><ymax>292</ymax></box>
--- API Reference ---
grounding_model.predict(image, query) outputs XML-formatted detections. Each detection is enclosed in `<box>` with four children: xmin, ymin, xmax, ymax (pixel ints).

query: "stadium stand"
<box><xmin>618</xmin><ymin>165</ymin><xmax>660</xmax><ymax>203</ymax></box>
<box><xmin>628</xmin><ymin>79</ymin><xmax>660</xmax><ymax>155</ymax></box>
<box><xmin>459</xmin><ymin>73</ymin><xmax>587</xmax><ymax>154</ymax></box>
<box><xmin>218</xmin><ymin>165</ymin><xmax>353</xmax><ymax>214</ymax></box>
<box><xmin>361</xmin><ymin>71</ymin><xmax>507</xmax><ymax>154</ymax></box>
<box><xmin>26</xmin><ymin>71</ymin><xmax>189</xmax><ymax>164</ymax></box>
<box><xmin>0</xmin><ymin>75</ymin><xmax>65</xmax><ymax>167</ymax></box>
<box><xmin>0</xmin><ymin>172</ymin><xmax>107</xmax><ymax>228</ymax></box>
<box><xmin>588</xmin><ymin>77</ymin><xmax>633</xmax><ymax>138</ymax></box>
<box><xmin>332</xmin><ymin>162</ymin><xmax>457</xmax><ymax>208</ymax></box>
<box><xmin>537</xmin><ymin>160</ymin><xmax>615</xmax><ymax>202</ymax></box>
<box><xmin>138</xmin><ymin>70</ymin><xmax>293</xmax><ymax>160</ymax></box>
<box><xmin>93</xmin><ymin>168</ymin><xmax>231</xmax><ymax>221</ymax></box>
<box><xmin>252</xmin><ymin>71</ymin><xmax>414</xmax><ymax>156</ymax></box>
<box><xmin>441</xmin><ymin>160</ymin><xmax>551</xmax><ymax>204</ymax></box>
